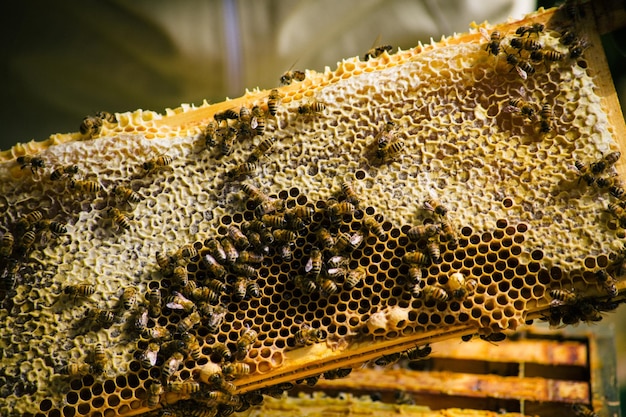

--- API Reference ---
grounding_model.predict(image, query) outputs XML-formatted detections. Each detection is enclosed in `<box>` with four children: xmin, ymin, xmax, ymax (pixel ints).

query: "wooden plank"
<box><xmin>429</xmin><ymin>338</ymin><xmax>588</xmax><ymax>367</ymax></box>
<box><xmin>313</xmin><ymin>368</ymin><xmax>590</xmax><ymax>404</ymax></box>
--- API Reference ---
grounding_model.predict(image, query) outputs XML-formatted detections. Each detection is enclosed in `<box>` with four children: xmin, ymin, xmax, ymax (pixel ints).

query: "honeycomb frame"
<box><xmin>1</xmin><ymin>2</ymin><xmax>626</xmax><ymax>417</ymax></box>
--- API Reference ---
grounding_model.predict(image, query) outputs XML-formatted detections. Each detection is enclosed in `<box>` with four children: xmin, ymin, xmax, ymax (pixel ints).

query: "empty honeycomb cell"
<box><xmin>62</xmin><ymin>406</ymin><xmax>76</xmax><ymax>417</ymax></box>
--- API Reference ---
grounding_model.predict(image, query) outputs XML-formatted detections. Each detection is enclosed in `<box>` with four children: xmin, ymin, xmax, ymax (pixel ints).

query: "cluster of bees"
<box><xmin>79</xmin><ymin>111</ymin><xmax>118</xmax><ymax>139</ymax></box>
<box><xmin>0</xmin><ymin>209</ymin><xmax>68</xmax><ymax>296</ymax></box>
<box><xmin>481</xmin><ymin>21</ymin><xmax>587</xmax><ymax>81</ymax></box>
<box><xmin>57</xmin><ymin>342</ymin><xmax>108</xmax><ymax>378</ymax></box>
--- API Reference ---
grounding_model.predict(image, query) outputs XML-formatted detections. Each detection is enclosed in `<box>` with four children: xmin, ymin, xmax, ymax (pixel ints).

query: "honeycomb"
<box><xmin>0</xmin><ymin>3</ymin><xmax>625</xmax><ymax>417</ymax></box>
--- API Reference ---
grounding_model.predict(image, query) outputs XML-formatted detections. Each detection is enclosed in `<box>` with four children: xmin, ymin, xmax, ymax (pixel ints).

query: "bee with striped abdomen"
<box><xmin>237</xmin><ymin>326</ymin><xmax>258</xmax><ymax>358</ymax></box>
<box><xmin>515</xmin><ymin>23</ymin><xmax>544</xmax><ymax>37</ymax></box>
<box><xmin>267</xmin><ymin>89</ymin><xmax>281</xmax><ymax>116</ymax></box>
<box><xmin>364</xmin><ymin>44</ymin><xmax>393</xmax><ymax>61</ymax></box>
<box><xmin>344</xmin><ymin>267</ymin><xmax>365</xmax><ymax>289</ymax></box>
<box><xmin>295</xmin><ymin>324</ymin><xmax>326</xmax><ymax>346</ymax></box>
<box><xmin>50</xmin><ymin>164</ymin><xmax>79</xmax><ymax>181</ymax></box>
<box><xmin>248</xmin><ymin>136</ymin><xmax>276</xmax><ymax>163</ymax></box>
<box><xmin>305</xmin><ymin>247</ymin><xmax>322</xmax><ymax>279</ymax></box>
<box><xmin>121</xmin><ymin>286</ymin><xmax>138</xmax><ymax>310</ymax></box>
<box><xmin>140</xmin><ymin>342</ymin><xmax>160</xmax><ymax>368</ymax></box>
<box><xmin>251</xmin><ymin>105</ymin><xmax>266</xmax><ymax>136</ymax></box>
<box><xmin>223</xmin><ymin>362</ymin><xmax>251</xmax><ymax>378</ymax></box>
<box><xmin>64</xmin><ymin>283</ymin><xmax>96</xmax><ymax>301</ymax></box>
<box><xmin>113</xmin><ymin>185</ymin><xmax>143</xmax><ymax>205</ymax></box>
<box><xmin>422</xmin><ymin>285</ymin><xmax>449</xmax><ymax>303</ymax></box>
<box><xmin>480</xmin><ymin>28</ymin><xmax>502</xmax><ymax>56</ymax></box>
<box><xmin>298</xmin><ymin>101</ymin><xmax>326</xmax><ymax>115</ymax></box>
<box><xmin>79</xmin><ymin>116</ymin><xmax>103</xmax><ymax>138</ymax></box>
<box><xmin>162</xmin><ymin>352</ymin><xmax>184</xmax><ymax>379</ymax></box>
<box><xmin>70</xmin><ymin>178</ymin><xmax>103</xmax><ymax>194</ymax></box>
<box><xmin>280</xmin><ymin>69</ymin><xmax>306</xmax><ymax>85</ymax></box>
<box><xmin>107</xmin><ymin>207</ymin><xmax>132</xmax><ymax>231</ymax></box>
<box><xmin>142</xmin><ymin>152</ymin><xmax>173</xmax><ymax>175</ymax></box>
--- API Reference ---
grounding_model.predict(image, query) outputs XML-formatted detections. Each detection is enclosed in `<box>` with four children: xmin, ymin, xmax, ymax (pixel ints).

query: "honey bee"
<box><xmin>238</xmin><ymin>250</ymin><xmax>264</xmax><ymax>264</ymax></box>
<box><xmin>255</xmin><ymin>199</ymin><xmax>285</xmax><ymax>218</ymax></box>
<box><xmin>439</xmin><ymin>221</ymin><xmax>458</xmax><ymax>248</ymax></box>
<box><xmin>595</xmin><ymin>176</ymin><xmax>624</xmax><ymax>198</ymax></box>
<box><xmin>155</xmin><ymin>251</ymin><xmax>175</xmax><ymax>276</ymax></box>
<box><xmin>204</xmin><ymin>120</ymin><xmax>218</xmax><ymax>148</ymax></box>
<box><xmin>341</xmin><ymin>181</ymin><xmax>360</xmax><ymax>207</ymax></box>
<box><xmin>107</xmin><ymin>207</ymin><xmax>132</xmax><ymax>231</ymax></box>
<box><xmin>0</xmin><ymin>232</ymin><xmax>14</xmax><ymax>258</ymax></box>
<box><xmin>202</xmin><ymin>254</ymin><xmax>227</xmax><ymax>279</ymax></box>
<box><xmin>241</xmin><ymin>183</ymin><xmax>271</xmax><ymax>205</ymax></box>
<box><xmin>16</xmin><ymin>230</ymin><xmax>36</xmax><ymax>253</ymax></box>
<box><xmin>515</xmin><ymin>22</ymin><xmax>544</xmax><ymax>37</ymax></box>
<box><xmin>363</xmin><ymin>44</ymin><xmax>393</xmax><ymax>61</ymax></box>
<box><xmin>509</xmin><ymin>37</ymin><xmax>542</xmax><ymax>51</ymax></box>
<box><xmin>121</xmin><ymin>287</ymin><xmax>137</xmax><ymax>310</ymax></box>
<box><xmin>480</xmin><ymin>28</ymin><xmax>502</xmax><ymax>56</ymax></box>
<box><xmin>16</xmin><ymin>210</ymin><xmax>44</xmax><ymax>233</ymax></box>
<box><xmin>205</xmin><ymin>305</ymin><xmax>227</xmax><ymax>333</ymax></box>
<box><xmin>142</xmin><ymin>152</ymin><xmax>173</xmax><ymax>174</ymax></box>
<box><xmin>424</xmin><ymin>199</ymin><xmax>448</xmax><ymax>217</ymax></box>
<box><xmin>317</xmin><ymin>276</ymin><xmax>338</xmax><ymax>296</ymax></box>
<box><xmin>232</xmin><ymin>276</ymin><xmax>247</xmax><ymax>301</ymax></box>
<box><xmin>374</xmin><ymin>121</ymin><xmax>396</xmax><ymax>149</ymax></box>
<box><xmin>113</xmin><ymin>185</ymin><xmax>143</xmax><ymax>204</ymax></box>
<box><xmin>505</xmin><ymin>53</ymin><xmax>534</xmax><ymax>80</ymax></box>
<box><xmin>426</xmin><ymin>240</ymin><xmax>441</xmax><ymax>262</ymax></box>
<box><xmin>162</xmin><ymin>352</ymin><xmax>184</xmax><ymax>380</ymax></box>
<box><xmin>92</xmin><ymin>343</ymin><xmax>107</xmax><ymax>374</ymax></box>
<box><xmin>569</xmin><ymin>39</ymin><xmax>589</xmax><ymax>59</ymax></box>
<box><xmin>316</xmin><ymin>227</ymin><xmax>335</xmax><ymax>249</ymax></box>
<box><xmin>403</xmin><ymin>250</ymin><xmax>429</xmax><ymax>266</ymax></box>
<box><xmin>395</xmin><ymin>391</ymin><xmax>416</xmax><ymax>405</ymax></box>
<box><xmin>272</xmin><ymin>229</ymin><xmax>296</xmax><ymax>243</ymax></box>
<box><xmin>178</xmin><ymin>244</ymin><xmax>198</xmax><ymax>261</ymax></box>
<box><xmin>295</xmin><ymin>324</ymin><xmax>326</xmax><ymax>346</ymax></box>
<box><xmin>560</xmin><ymin>30</ymin><xmax>578</xmax><ymax>46</ymax></box>
<box><xmin>246</xmin><ymin>280</ymin><xmax>261</xmax><ymax>298</ymax></box>
<box><xmin>95</xmin><ymin>111</ymin><xmax>117</xmax><ymax>123</ymax></box>
<box><xmin>237</xmin><ymin>106</ymin><xmax>255</xmax><ymax>140</ymax></box>
<box><xmin>376</xmin><ymin>139</ymin><xmax>405</xmax><ymax>162</ymax></box>
<box><xmin>328</xmin><ymin>200</ymin><xmax>355</xmax><ymax>220</ymax></box>
<box><xmin>232</xmin><ymin>262</ymin><xmax>257</xmax><ymax>278</ymax></box>
<box><xmin>227</xmin><ymin>162</ymin><xmax>258</xmax><ymax>179</ymax></box>
<box><xmin>409</xmin><ymin>282</ymin><xmax>423</xmax><ymax>298</ymax></box>
<box><xmin>297</xmin><ymin>101</ymin><xmax>326</xmax><ymax>115</ymax></box>
<box><xmin>407</xmin><ymin>266</ymin><xmax>423</xmax><ymax>285</ymax></box>
<box><xmin>90</xmin><ymin>308</ymin><xmax>118</xmax><ymax>327</ymax></box>
<box><xmin>305</xmin><ymin>247</ymin><xmax>323</xmax><ymax>279</ymax></box>
<box><xmin>146</xmin><ymin>288</ymin><xmax>162</xmax><ymax>317</ymax></box>
<box><xmin>530</xmin><ymin>49</ymin><xmax>564</xmax><ymax>63</ymax></box>
<box><xmin>172</xmin><ymin>266</ymin><xmax>189</xmax><ymax>287</ymax></box>
<box><xmin>294</xmin><ymin>274</ymin><xmax>317</xmax><ymax>294</ymax></box>
<box><xmin>591</xmin><ymin>151</ymin><xmax>620</xmax><ymax>175</ymax></box>
<box><xmin>147</xmin><ymin>380</ymin><xmax>163</xmax><ymax>407</ymax></box>
<box><xmin>325</xmin><ymin>267</ymin><xmax>346</xmax><ymax>280</ymax></box>
<box><xmin>538</xmin><ymin>103</ymin><xmax>553</xmax><ymax>133</ymax></box>
<box><xmin>237</xmin><ymin>327</ymin><xmax>258</xmax><ymax>357</ymax></box>
<box><xmin>191</xmin><ymin>286</ymin><xmax>220</xmax><ymax>304</ymax></box>
<box><xmin>223</xmin><ymin>362</ymin><xmax>251</xmax><ymax>378</ymax></box>
<box><xmin>228</xmin><ymin>225</ymin><xmax>250</xmax><ymax>250</ymax></box>
<box><xmin>219</xmin><ymin>125</ymin><xmax>237</xmax><ymax>156</ymax></box>
<box><xmin>606</xmin><ymin>202</ymin><xmax>625</xmax><ymax>225</ymax></box>
<box><xmin>595</xmin><ymin>270</ymin><xmax>618</xmax><ymax>297</ymax></box>
<box><xmin>211</xmin><ymin>343</ymin><xmax>233</xmax><ymax>362</ymax></box>
<box><xmin>549</xmin><ymin>288</ymin><xmax>578</xmax><ymax>306</ymax></box>
<box><xmin>208</xmin><ymin>373</ymin><xmax>236</xmax><ymax>395</ymax></box>
<box><xmin>251</xmin><ymin>105</ymin><xmax>266</xmax><ymax>136</ymax></box>
<box><xmin>64</xmin><ymin>283</ymin><xmax>96</xmax><ymax>300</ymax></box>
<box><xmin>70</xmin><ymin>178</ymin><xmax>103</xmax><ymax>194</ymax></box>
<box><xmin>267</xmin><ymin>89</ymin><xmax>281</xmax><ymax>116</ymax></box>
<box><xmin>446</xmin><ymin>272</ymin><xmax>477</xmax><ymax>300</ymax></box>
<box><xmin>50</xmin><ymin>164</ymin><xmax>79</xmax><ymax>181</ymax></box>
<box><xmin>344</xmin><ymin>267</ymin><xmax>365</xmax><ymax>289</ymax></box>
<box><xmin>168</xmin><ymin>381</ymin><xmax>200</xmax><ymax>395</ymax></box>
<box><xmin>79</xmin><ymin>115</ymin><xmax>103</xmax><ymax>137</ymax></box>
<box><xmin>280</xmin><ymin>69</ymin><xmax>306</xmax><ymax>85</ymax></box>
<box><xmin>331</xmin><ymin>232</ymin><xmax>355</xmax><ymax>255</ymax></box>
<box><xmin>140</xmin><ymin>342</ymin><xmax>160</xmax><ymax>368</ymax></box>
<box><xmin>34</xmin><ymin>219</ymin><xmax>68</xmax><ymax>237</ymax></box>
<box><xmin>572</xmin><ymin>404</ymin><xmax>598</xmax><ymax>417</ymax></box>
<box><xmin>323</xmin><ymin>368</ymin><xmax>352</xmax><ymax>379</ymax></box>
<box><xmin>363</xmin><ymin>215</ymin><xmax>386</xmax><ymax>240</ymax></box>
<box><xmin>404</xmin><ymin>345</ymin><xmax>432</xmax><ymax>361</ymax></box>
<box><xmin>423</xmin><ymin>285</ymin><xmax>449</xmax><ymax>302</ymax></box>
<box><xmin>505</xmin><ymin>89</ymin><xmax>536</xmax><ymax>119</ymax></box>
<box><xmin>205</xmin><ymin>278</ymin><xmax>227</xmax><ymax>294</ymax></box>
<box><xmin>214</xmin><ymin>109</ymin><xmax>239</xmax><ymax>124</ymax></box>
<box><xmin>205</xmin><ymin>238</ymin><xmax>227</xmax><ymax>265</ymax></box>
<box><xmin>60</xmin><ymin>362</ymin><xmax>92</xmax><ymax>377</ymax></box>
<box><xmin>372</xmin><ymin>352</ymin><xmax>401</xmax><ymax>366</ymax></box>
<box><xmin>248</xmin><ymin>136</ymin><xmax>276</xmax><ymax>163</ymax></box>
<box><xmin>142</xmin><ymin>324</ymin><xmax>171</xmax><ymax>341</ymax></box>
<box><xmin>574</xmin><ymin>161</ymin><xmax>595</xmax><ymax>186</ymax></box>
<box><xmin>407</xmin><ymin>224</ymin><xmax>439</xmax><ymax>241</ymax></box>
<box><xmin>166</xmin><ymin>291</ymin><xmax>196</xmax><ymax>313</ymax></box>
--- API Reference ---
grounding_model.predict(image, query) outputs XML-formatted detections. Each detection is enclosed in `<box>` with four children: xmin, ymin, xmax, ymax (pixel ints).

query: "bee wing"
<box><xmin>503</xmin><ymin>105</ymin><xmax>519</xmax><ymax>113</ymax></box>
<box><xmin>165</xmin><ymin>299</ymin><xmax>186</xmax><ymax>310</ymax></box>
<box><xmin>250</xmin><ymin>116</ymin><xmax>259</xmax><ymax>130</ymax></box>
<box><xmin>349</xmin><ymin>231</ymin><xmax>364</xmax><ymax>247</ymax></box>
<box><xmin>304</xmin><ymin>257</ymin><xmax>313</xmax><ymax>273</ymax></box>
<box><xmin>479</xmin><ymin>27</ymin><xmax>490</xmax><ymax>41</ymax></box>
<box><xmin>143</xmin><ymin>350</ymin><xmax>158</xmax><ymax>367</ymax></box>
<box><xmin>514</xmin><ymin>66</ymin><xmax>528</xmax><ymax>80</ymax></box>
